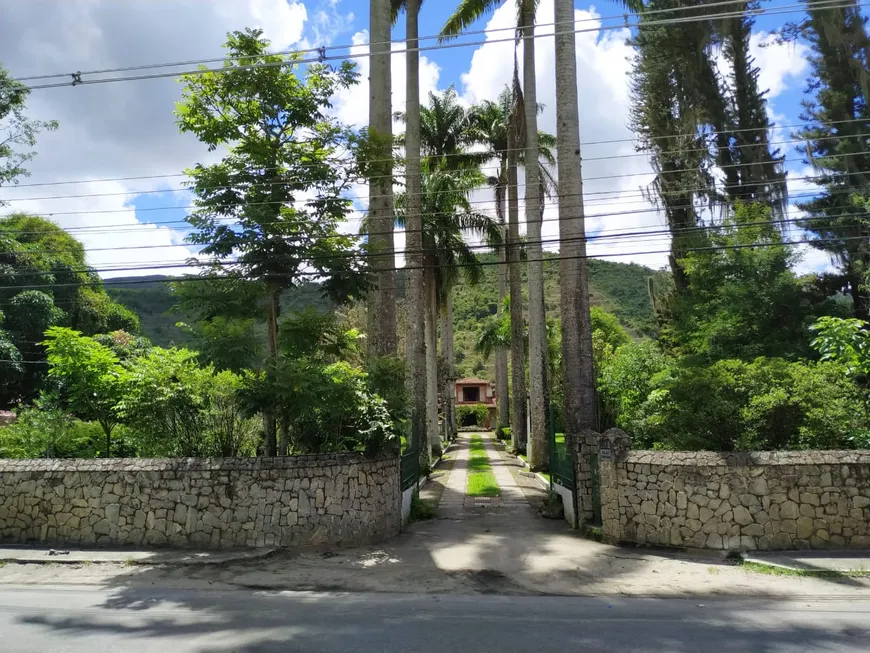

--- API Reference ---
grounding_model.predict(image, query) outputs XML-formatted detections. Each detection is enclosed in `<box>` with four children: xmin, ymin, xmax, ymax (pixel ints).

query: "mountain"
<box><xmin>449</xmin><ymin>253</ymin><xmax>665</xmax><ymax>378</ymax></box>
<box><xmin>104</xmin><ymin>276</ymin><xmax>192</xmax><ymax>347</ymax></box>
<box><xmin>106</xmin><ymin>256</ymin><xmax>664</xmax><ymax>375</ymax></box>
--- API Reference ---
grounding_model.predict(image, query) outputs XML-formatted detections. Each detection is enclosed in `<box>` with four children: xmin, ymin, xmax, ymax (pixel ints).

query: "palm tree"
<box><xmin>467</xmin><ymin>85</ymin><xmax>557</xmax><ymax>455</ymax></box>
<box><xmin>441</xmin><ymin>0</ymin><xmax>550</xmax><ymax>458</ymax></box>
<box><xmin>392</xmin><ymin>0</ymin><xmax>428</xmax><ymax>463</ymax></box>
<box><xmin>554</xmin><ymin>0</ymin><xmax>595</xmax><ymax>441</ymax></box>
<box><xmin>402</xmin><ymin>88</ymin><xmax>501</xmax><ymax>450</ymax></box>
<box><xmin>366</xmin><ymin>0</ymin><xmax>397</xmax><ymax>358</ymax></box>
<box><xmin>466</xmin><ymin>91</ymin><xmax>513</xmax><ymax>434</ymax></box>
<box><xmin>553</xmin><ymin>0</ymin><xmax>640</xmax><ymax>450</ymax></box>
<box><xmin>423</xmin><ymin>163</ymin><xmax>502</xmax><ymax>447</ymax></box>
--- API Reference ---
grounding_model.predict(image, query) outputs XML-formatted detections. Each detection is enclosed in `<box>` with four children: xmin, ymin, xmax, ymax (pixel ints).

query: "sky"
<box><xmin>0</xmin><ymin>0</ymin><xmax>831</xmax><ymax>278</ymax></box>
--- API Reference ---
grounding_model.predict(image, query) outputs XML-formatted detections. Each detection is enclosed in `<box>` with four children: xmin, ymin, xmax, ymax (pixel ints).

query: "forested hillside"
<box><xmin>107</xmin><ymin>254</ymin><xmax>662</xmax><ymax>377</ymax></box>
<box><xmin>106</xmin><ymin>278</ymin><xmax>334</xmax><ymax>347</ymax></box>
<box><xmin>449</xmin><ymin>252</ymin><xmax>663</xmax><ymax>378</ymax></box>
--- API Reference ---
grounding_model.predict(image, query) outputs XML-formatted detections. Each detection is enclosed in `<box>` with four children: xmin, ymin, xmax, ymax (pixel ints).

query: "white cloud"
<box><xmin>332</xmin><ymin>30</ymin><xmax>441</xmax><ymax>130</ymax></box>
<box><xmin>0</xmin><ymin>0</ymin><xmax>311</xmax><ymax>276</ymax></box>
<box><xmin>331</xmin><ymin>29</ymin><xmax>441</xmax><ymax>266</ymax></box>
<box><xmin>750</xmin><ymin>32</ymin><xmax>809</xmax><ymax>100</ymax></box>
<box><xmin>459</xmin><ymin>0</ymin><xmax>667</xmax><ymax>269</ymax></box>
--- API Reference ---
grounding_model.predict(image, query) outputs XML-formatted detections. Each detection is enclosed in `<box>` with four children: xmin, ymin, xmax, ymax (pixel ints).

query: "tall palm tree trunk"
<box><xmin>507</xmin><ymin>125</ymin><xmax>528</xmax><ymax>452</ymax></box>
<box><xmin>425</xmin><ymin>264</ymin><xmax>441</xmax><ymax>458</ymax></box>
<box><xmin>403</xmin><ymin>0</ymin><xmax>428</xmax><ymax>464</ymax></box>
<box><xmin>440</xmin><ymin>291</ymin><xmax>457</xmax><ymax>441</ymax></box>
<box><xmin>366</xmin><ymin>0</ymin><xmax>397</xmax><ymax>357</ymax></box>
<box><xmin>554</xmin><ymin>0</ymin><xmax>596</xmax><ymax>439</ymax></box>
<box><xmin>495</xmin><ymin>181</ymin><xmax>510</xmax><ymax>431</ymax></box>
<box><xmin>522</xmin><ymin>1</ymin><xmax>549</xmax><ymax>470</ymax></box>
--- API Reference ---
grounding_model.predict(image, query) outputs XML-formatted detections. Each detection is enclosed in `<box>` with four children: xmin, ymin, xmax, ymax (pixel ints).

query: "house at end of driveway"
<box><xmin>454</xmin><ymin>377</ymin><xmax>497</xmax><ymax>429</ymax></box>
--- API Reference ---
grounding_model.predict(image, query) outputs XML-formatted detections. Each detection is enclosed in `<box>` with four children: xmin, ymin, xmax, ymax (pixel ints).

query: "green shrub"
<box><xmin>597</xmin><ymin>340</ymin><xmax>671</xmax><ymax>435</ymax></box>
<box><xmin>628</xmin><ymin>357</ymin><xmax>870</xmax><ymax>451</ymax></box>
<box><xmin>242</xmin><ymin>360</ymin><xmax>397</xmax><ymax>455</ymax></box>
<box><xmin>366</xmin><ymin>355</ymin><xmax>409</xmax><ymax>422</ymax></box>
<box><xmin>409</xmin><ymin>494</ymin><xmax>437</xmax><ymax>523</ymax></box>
<box><xmin>456</xmin><ymin>403</ymin><xmax>488</xmax><ymax>427</ymax></box>
<box><xmin>0</xmin><ymin>397</ymin><xmax>130</xmax><ymax>459</ymax></box>
<box><xmin>119</xmin><ymin>347</ymin><xmax>259</xmax><ymax>457</ymax></box>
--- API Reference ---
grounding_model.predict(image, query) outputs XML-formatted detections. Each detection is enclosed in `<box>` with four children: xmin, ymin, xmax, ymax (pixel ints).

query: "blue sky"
<box><xmin>0</xmin><ymin>0</ymin><xmax>839</xmax><ymax>275</ymax></box>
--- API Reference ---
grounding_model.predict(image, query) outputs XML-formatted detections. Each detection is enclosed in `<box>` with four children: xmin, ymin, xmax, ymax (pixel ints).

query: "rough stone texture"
<box><xmin>600</xmin><ymin>446</ymin><xmax>870</xmax><ymax>551</ymax></box>
<box><xmin>0</xmin><ymin>453</ymin><xmax>400</xmax><ymax>549</ymax></box>
<box><xmin>571</xmin><ymin>429</ymin><xmax>601</xmax><ymax>524</ymax></box>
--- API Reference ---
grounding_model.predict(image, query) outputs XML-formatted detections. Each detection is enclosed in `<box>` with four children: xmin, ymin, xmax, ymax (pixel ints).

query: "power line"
<box><xmin>6</xmin><ymin>125</ymin><xmax>870</xmax><ymax>194</ymax></box>
<box><xmin>12</xmin><ymin>0</ymin><xmax>780</xmax><ymax>84</ymax></box>
<box><xmin>8</xmin><ymin>145</ymin><xmax>870</xmax><ymax>205</ymax></box>
<box><xmin>2</xmin><ymin>169</ymin><xmax>864</xmax><ymax>239</ymax></box>
<box><xmin>17</xmin><ymin>1</ymin><xmax>863</xmax><ymax>91</ymax></box>
<box><xmin>0</xmin><ymin>182</ymin><xmax>858</xmax><ymax>247</ymax></box>
<box><xmin>3</xmin><ymin>205</ymin><xmax>868</xmax><ymax>279</ymax></box>
<box><xmin>0</xmin><ymin>188</ymin><xmax>852</xmax><ymax>255</ymax></box>
<box><xmin>0</xmin><ymin>232</ymin><xmax>861</xmax><ymax>293</ymax></box>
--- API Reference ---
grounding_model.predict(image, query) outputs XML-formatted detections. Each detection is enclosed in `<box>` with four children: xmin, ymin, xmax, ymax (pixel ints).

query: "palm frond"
<box><xmin>439</xmin><ymin>0</ymin><xmax>504</xmax><ymax>43</ymax></box>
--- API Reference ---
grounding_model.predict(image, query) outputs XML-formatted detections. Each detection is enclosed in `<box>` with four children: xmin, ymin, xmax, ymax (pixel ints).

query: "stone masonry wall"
<box><xmin>598</xmin><ymin>438</ymin><xmax>870</xmax><ymax>551</ymax></box>
<box><xmin>0</xmin><ymin>453</ymin><xmax>400</xmax><ymax>549</ymax></box>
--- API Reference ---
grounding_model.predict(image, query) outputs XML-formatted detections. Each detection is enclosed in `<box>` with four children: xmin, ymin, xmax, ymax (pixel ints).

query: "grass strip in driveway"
<box><xmin>467</xmin><ymin>435</ymin><xmax>499</xmax><ymax>497</ymax></box>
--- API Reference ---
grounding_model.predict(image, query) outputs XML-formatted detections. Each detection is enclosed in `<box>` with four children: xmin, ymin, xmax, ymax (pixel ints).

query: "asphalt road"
<box><xmin>1</xmin><ymin>584</ymin><xmax>868</xmax><ymax>652</ymax></box>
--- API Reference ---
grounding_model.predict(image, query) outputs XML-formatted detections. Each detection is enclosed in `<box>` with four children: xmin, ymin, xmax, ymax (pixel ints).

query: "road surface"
<box><xmin>1</xmin><ymin>584</ymin><xmax>868</xmax><ymax>652</ymax></box>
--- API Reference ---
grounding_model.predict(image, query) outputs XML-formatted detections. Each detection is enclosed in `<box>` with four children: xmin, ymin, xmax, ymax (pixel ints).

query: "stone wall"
<box><xmin>0</xmin><ymin>453</ymin><xmax>400</xmax><ymax>549</ymax></box>
<box><xmin>594</xmin><ymin>432</ymin><xmax>870</xmax><ymax>551</ymax></box>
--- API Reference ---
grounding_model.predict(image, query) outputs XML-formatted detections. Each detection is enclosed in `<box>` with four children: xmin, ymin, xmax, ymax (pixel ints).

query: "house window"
<box><xmin>462</xmin><ymin>386</ymin><xmax>480</xmax><ymax>403</ymax></box>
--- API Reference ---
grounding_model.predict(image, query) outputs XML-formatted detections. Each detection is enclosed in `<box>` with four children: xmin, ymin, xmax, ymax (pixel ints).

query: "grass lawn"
<box><xmin>466</xmin><ymin>435</ymin><xmax>499</xmax><ymax>497</ymax></box>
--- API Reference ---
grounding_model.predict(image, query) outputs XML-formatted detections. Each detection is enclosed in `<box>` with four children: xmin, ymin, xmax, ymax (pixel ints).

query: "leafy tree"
<box><xmin>810</xmin><ymin>315</ymin><xmax>870</xmax><ymax>376</ymax></box>
<box><xmin>0</xmin><ymin>64</ymin><xmax>58</xmax><ymax>194</ymax></box>
<box><xmin>625</xmin><ymin>357</ymin><xmax>870</xmax><ymax>451</ymax></box>
<box><xmin>0</xmin><ymin>310</ymin><xmax>23</xmax><ymax>403</ymax></box>
<box><xmin>74</xmin><ymin>287</ymin><xmax>140</xmax><ymax>336</ymax></box>
<box><xmin>240</xmin><ymin>308</ymin><xmax>397</xmax><ymax>455</ymax></box>
<box><xmin>630</xmin><ymin>0</ymin><xmax>785</xmax><ymax>294</ymax></box>
<box><xmin>177</xmin><ymin>28</ymin><xmax>369</xmax><ymax>455</ymax></box>
<box><xmin>0</xmin><ymin>215</ymin><xmax>141</xmax><ymax>405</ymax></box>
<box><xmin>43</xmin><ymin>327</ymin><xmax>125</xmax><ymax>456</ymax></box>
<box><xmin>664</xmin><ymin>202</ymin><xmax>818</xmax><ymax>362</ymax></box>
<box><xmin>173</xmin><ymin>276</ymin><xmax>267</xmax><ymax>372</ymax></box>
<box><xmin>597</xmin><ymin>340</ymin><xmax>671</xmax><ymax>436</ymax></box>
<box><xmin>795</xmin><ymin>0</ymin><xmax>870</xmax><ymax>316</ymax></box>
<box><xmin>2</xmin><ymin>290</ymin><xmax>65</xmax><ymax>405</ymax></box>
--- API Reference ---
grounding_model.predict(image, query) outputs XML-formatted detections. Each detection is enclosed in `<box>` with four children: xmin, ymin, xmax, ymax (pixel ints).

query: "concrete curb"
<box><xmin>0</xmin><ymin>547</ymin><xmax>277</xmax><ymax>566</ymax></box>
<box><xmin>511</xmin><ymin>449</ymin><xmax>550</xmax><ymax>489</ymax></box>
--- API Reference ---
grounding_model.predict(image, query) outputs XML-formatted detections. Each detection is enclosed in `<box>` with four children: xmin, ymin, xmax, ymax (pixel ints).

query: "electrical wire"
<box><xmin>0</xmin><ymin>232</ymin><xmax>862</xmax><ymax>294</ymax></box>
<box><xmin>12</xmin><ymin>0</ymin><xmax>793</xmax><ymax>84</ymax></box>
<box><xmin>16</xmin><ymin>0</ymin><xmax>865</xmax><ymax>91</ymax></box>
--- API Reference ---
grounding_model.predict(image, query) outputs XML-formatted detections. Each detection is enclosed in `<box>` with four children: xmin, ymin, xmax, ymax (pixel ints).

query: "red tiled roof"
<box><xmin>455</xmin><ymin>377</ymin><xmax>491</xmax><ymax>385</ymax></box>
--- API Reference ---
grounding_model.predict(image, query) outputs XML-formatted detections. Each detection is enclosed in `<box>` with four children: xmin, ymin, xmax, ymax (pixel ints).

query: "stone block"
<box><xmin>749</xmin><ymin>478</ymin><xmax>768</xmax><ymax>496</ymax></box>
<box><xmin>853</xmin><ymin>496</ymin><xmax>870</xmax><ymax>509</ymax></box>
<box><xmin>733</xmin><ymin>506</ymin><xmax>752</xmax><ymax>526</ymax></box>
<box><xmin>796</xmin><ymin>517</ymin><xmax>814</xmax><ymax>540</ymax></box>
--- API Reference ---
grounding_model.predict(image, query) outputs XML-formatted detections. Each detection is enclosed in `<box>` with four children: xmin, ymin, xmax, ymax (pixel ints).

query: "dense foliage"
<box><xmin>3</xmin><ymin>3</ymin><xmax>870</xmax><ymax>462</ymax></box>
<box><xmin>0</xmin><ymin>215</ymin><xmax>140</xmax><ymax>408</ymax></box>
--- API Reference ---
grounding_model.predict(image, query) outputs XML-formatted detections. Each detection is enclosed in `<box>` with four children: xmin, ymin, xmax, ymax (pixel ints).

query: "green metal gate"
<box><xmin>400</xmin><ymin>445</ymin><xmax>419</xmax><ymax>491</ymax></box>
<box><xmin>548</xmin><ymin>406</ymin><xmax>574</xmax><ymax>491</ymax></box>
<box><xmin>400</xmin><ymin>410</ymin><xmax>421</xmax><ymax>492</ymax></box>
